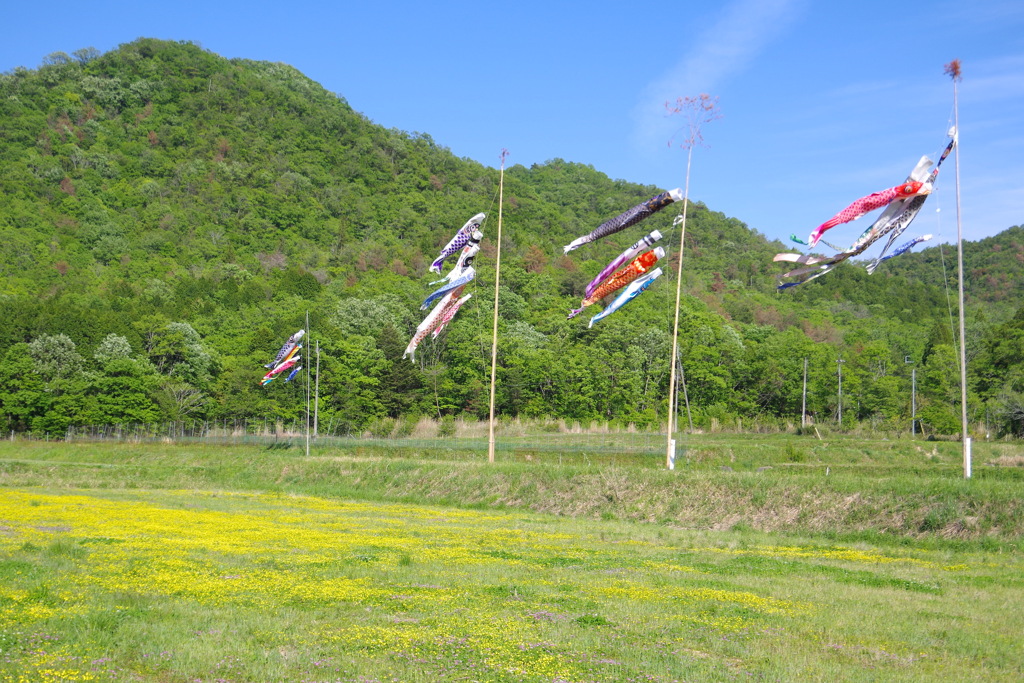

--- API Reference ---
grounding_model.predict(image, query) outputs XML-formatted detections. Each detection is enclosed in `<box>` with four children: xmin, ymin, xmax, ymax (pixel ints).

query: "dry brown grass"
<box><xmin>410</xmin><ymin>417</ymin><xmax>437</xmax><ymax>439</ymax></box>
<box><xmin>989</xmin><ymin>454</ymin><xmax>1024</xmax><ymax>467</ymax></box>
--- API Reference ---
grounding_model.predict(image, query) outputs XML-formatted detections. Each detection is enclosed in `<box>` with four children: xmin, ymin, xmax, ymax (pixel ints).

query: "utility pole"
<box><xmin>837</xmin><ymin>358</ymin><xmax>845</xmax><ymax>427</ymax></box>
<box><xmin>906</xmin><ymin>356</ymin><xmax>916</xmax><ymax>436</ymax></box>
<box><xmin>677</xmin><ymin>351</ymin><xmax>693</xmax><ymax>433</ymax></box>
<box><xmin>801</xmin><ymin>357</ymin><xmax>808</xmax><ymax>429</ymax></box>
<box><xmin>314</xmin><ymin>340</ymin><xmax>320</xmax><ymax>438</ymax></box>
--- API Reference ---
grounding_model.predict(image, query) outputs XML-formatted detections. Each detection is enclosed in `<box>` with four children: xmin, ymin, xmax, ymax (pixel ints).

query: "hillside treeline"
<box><xmin>1</xmin><ymin>39</ymin><xmax>1022</xmax><ymax>437</ymax></box>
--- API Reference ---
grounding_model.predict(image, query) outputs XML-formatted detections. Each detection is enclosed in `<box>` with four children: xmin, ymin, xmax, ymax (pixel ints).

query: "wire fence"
<box><xmin>8</xmin><ymin>420</ymin><xmax>674</xmax><ymax>457</ymax></box>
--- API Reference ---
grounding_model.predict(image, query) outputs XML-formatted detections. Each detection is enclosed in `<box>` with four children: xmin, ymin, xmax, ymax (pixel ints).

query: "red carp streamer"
<box><xmin>568</xmin><ymin>248</ymin><xmax>663</xmax><ymax>319</ymax></box>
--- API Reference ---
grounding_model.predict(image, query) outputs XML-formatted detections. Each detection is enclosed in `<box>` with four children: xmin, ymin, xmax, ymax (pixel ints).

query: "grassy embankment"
<box><xmin>2</xmin><ymin>434</ymin><xmax>1022</xmax><ymax>543</ymax></box>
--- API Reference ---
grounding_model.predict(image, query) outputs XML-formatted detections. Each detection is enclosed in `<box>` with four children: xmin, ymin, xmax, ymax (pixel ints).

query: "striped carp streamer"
<box><xmin>430</xmin><ymin>230</ymin><xmax>482</xmax><ymax>285</ymax></box>
<box><xmin>422</xmin><ymin>269</ymin><xmax>475</xmax><ymax>310</ymax></box>
<box><xmin>865</xmin><ymin>234</ymin><xmax>933</xmax><ymax>274</ymax></box>
<box><xmin>431</xmin><ymin>213</ymin><xmax>485</xmax><ymax>273</ymax></box>
<box><xmin>584</xmin><ymin>230</ymin><xmax>662</xmax><ymax>300</ymax></box>
<box><xmin>563</xmin><ymin>189</ymin><xmax>682</xmax><ymax>254</ymax></box>
<box><xmin>568</xmin><ymin>247</ymin><xmax>664</xmax><ymax>319</ymax></box>
<box><xmin>807</xmin><ymin>181</ymin><xmax>928</xmax><ymax>248</ymax></box>
<box><xmin>264</xmin><ymin>329</ymin><xmax>304</xmax><ymax>368</ymax></box>
<box><xmin>588</xmin><ymin>267</ymin><xmax>663</xmax><ymax>328</ymax></box>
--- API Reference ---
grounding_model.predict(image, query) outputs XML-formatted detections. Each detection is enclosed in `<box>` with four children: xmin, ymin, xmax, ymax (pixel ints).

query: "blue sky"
<box><xmin>4</xmin><ymin>0</ymin><xmax>1022</xmax><ymax>248</ymax></box>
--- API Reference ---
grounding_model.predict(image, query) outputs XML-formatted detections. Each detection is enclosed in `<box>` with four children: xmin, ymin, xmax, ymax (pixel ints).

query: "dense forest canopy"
<box><xmin>1</xmin><ymin>39</ymin><xmax>1022</xmax><ymax>437</ymax></box>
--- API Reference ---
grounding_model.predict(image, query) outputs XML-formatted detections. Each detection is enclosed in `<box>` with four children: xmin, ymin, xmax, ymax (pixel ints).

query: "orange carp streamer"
<box><xmin>568</xmin><ymin>247</ymin><xmax>664</xmax><ymax>319</ymax></box>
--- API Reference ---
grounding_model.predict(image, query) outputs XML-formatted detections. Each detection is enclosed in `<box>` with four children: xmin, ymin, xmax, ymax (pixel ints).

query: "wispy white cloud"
<box><xmin>960</xmin><ymin>54</ymin><xmax>1024</xmax><ymax>104</ymax></box>
<box><xmin>938</xmin><ymin>0</ymin><xmax>1024</xmax><ymax>27</ymax></box>
<box><xmin>630</xmin><ymin>0</ymin><xmax>805</xmax><ymax>151</ymax></box>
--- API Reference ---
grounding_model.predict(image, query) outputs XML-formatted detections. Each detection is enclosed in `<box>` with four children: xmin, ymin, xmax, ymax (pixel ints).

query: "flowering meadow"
<box><xmin>1</xmin><ymin>484</ymin><xmax>1021</xmax><ymax>682</ymax></box>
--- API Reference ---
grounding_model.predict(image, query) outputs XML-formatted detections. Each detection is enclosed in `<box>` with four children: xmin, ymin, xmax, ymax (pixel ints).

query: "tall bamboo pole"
<box><xmin>665</xmin><ymin>96</ymin><xmax>719</xmax><ymax>470</ymax></box>
<box><xmin>666</xmin><ymin>148</ymin><xmax>692</xmax><ymax>470</ymax></box>
<box><xmin>305</xmin><ymin>310</ymin><xmax>310</xmax><ymax>457</ymax></box>
<box><xmin>314</xmin><ymin>340</ymin><xmax>320</xmax><ymax>438</ymax></box>
<box><xmin>487</xmin><ymin>150</ymin><xmax>508</xmax><ymax>464</ymax></box>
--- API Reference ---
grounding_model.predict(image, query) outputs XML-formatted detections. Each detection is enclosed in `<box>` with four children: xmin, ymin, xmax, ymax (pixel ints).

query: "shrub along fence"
<box><xmin>17</xmin><ymin>418</ymin><xmax>672</xmax><ymax>458</ymax></box>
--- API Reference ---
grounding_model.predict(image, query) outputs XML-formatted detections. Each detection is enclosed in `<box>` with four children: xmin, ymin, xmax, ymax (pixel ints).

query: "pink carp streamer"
<box><xmin>404</xmin><ymin>292</ymin><xmax>456</xmax><ymax>360</ymax></box>
<box><xmin>405</xmin><ymin>286</ymin><xmax>472</xmax><ymax>360</ymax></box>
<box><xmin>777</xmin><ymin>134</ymin><xmax>956</xmax><ymax>290</ymax></box>
<box><xmin>584</xmin><ymin>230</ymin><xmax>662</xmax><ymax>300</ymax></box>
<box><xmin>563</xmin><ymin>189</ymin><xmax>681</xmax><ymax>253</ymax></box>
<box><xmin>778</xmin><ymin>191</ymin><xmax>932</xmax><ymax>290</ymax></box>
<box><xmin>855</xmin><ymin>135</ymin><xmax>956</xmax><ymax>257</ymax></box>
<box><xmin>432</xmin><ymin>289</ymin><xmax>472</xmax><ymax>339</ymax></box>
<box><xmin>568</xmin><ymin>248</ymin><xmax>663</xmax><ymax>319</ymax></box>
<box><xmin>807</xmin><ymin>181</ymin><xmax>926</xmax><ymax>247</ymax></box>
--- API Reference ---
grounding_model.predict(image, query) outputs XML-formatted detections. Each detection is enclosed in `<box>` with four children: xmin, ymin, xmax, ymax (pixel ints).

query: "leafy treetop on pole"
<box><xmin>944</xmin><ymin>59</ymin><xmax>962</xmax><ymax>82</ymax></box>
<box><xmin>665</xmin><ymin>94</ymin><xmax>722</xmax><ymax>151</ymax></box>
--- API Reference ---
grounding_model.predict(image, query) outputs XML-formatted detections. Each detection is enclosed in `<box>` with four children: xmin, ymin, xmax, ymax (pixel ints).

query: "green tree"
<box><xmin>87</xmin><ymin>357</ymin><xmax>162</xmax><ymax>425</ymax></box>
<box><xmin>145</xmin><ymin>322</ymin><xmax>212</xmax><ymax>387</ymax></box>
<box><xmin>0</xmin><ymin>344</ymin><xmax>46</xmax><ymax>432</ymax></box>
<box><xmin>27</xmin><ymin>333</ymin><xmax>85</xmax><ymax>395</ymax></box>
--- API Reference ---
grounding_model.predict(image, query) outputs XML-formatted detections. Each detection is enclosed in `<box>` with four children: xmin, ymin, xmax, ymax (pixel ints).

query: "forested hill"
<box><xmin>879</xmin><ymin>227</ymin><xmax>1024</xmax><ymax>314</ymax></box>
<box><xmin>2</xmin><ymin>38</ymin><xmax>1023</xmax><ymax>437</ymax></box>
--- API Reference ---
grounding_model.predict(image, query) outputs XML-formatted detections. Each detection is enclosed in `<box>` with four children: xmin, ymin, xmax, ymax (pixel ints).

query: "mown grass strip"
<box><xmin>2</xmin><ymin>440</ymin><xmax>1022</xmax><ymax>546</ymax></box>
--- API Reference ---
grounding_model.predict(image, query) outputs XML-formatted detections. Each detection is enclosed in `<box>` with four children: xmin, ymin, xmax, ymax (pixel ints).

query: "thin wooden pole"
<box><xmin>664</xmin><ymin>94</ymin><xmax>718</xmax><ymax>469</ymax></box>
<box><xmin>948</xmin><ymin>61</ymin><xmax>971</xmax><ymax>478</ymax></box>
<box><xmin>667</xmin><ymin>146</ymin><xmax>692</xmax><ymax>470</ymax></box>
<box><xmin>488</xmin><ymin>150</ymin><xmax>508</xmax><ymax>464</ymax></box>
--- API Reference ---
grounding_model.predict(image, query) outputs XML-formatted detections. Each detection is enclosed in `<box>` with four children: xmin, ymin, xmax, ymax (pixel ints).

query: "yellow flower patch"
<box><xmin>695</xmin><ymin>544</ymin><xmax>968</xmax><ymax>570</ymax></box>
<box><xmin>0</xmin><ymin>488</ymin><xmax>818</xmax><ymax>681</ymax></box>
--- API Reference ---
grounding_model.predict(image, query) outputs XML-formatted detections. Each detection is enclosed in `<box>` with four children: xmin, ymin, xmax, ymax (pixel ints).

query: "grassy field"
<box><xmin>1</xmin><ymin>435</ymin><xmax>1023</xmax><ymax>681</ymax></box>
